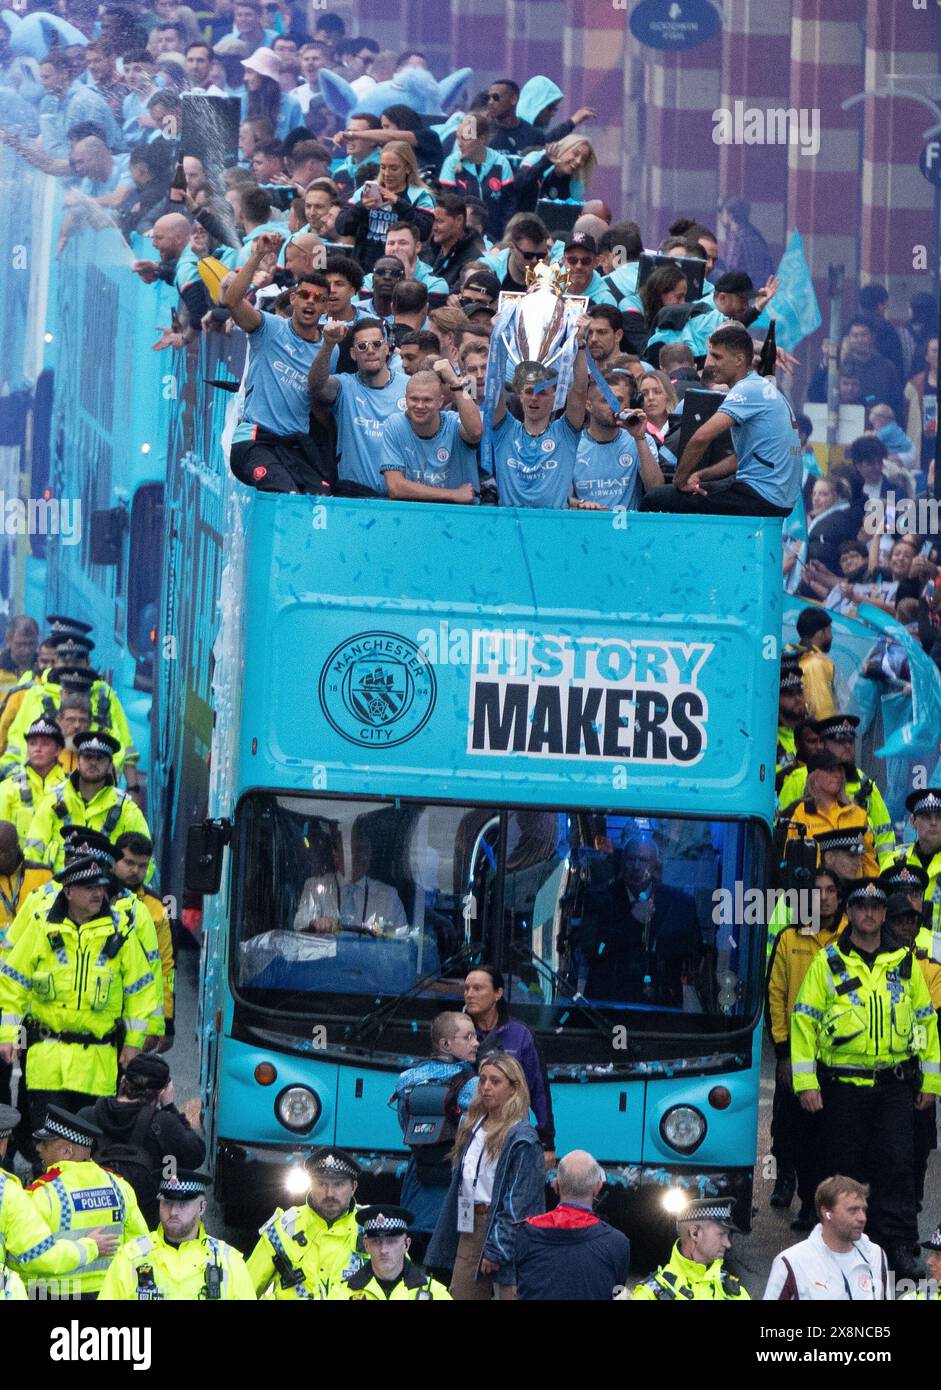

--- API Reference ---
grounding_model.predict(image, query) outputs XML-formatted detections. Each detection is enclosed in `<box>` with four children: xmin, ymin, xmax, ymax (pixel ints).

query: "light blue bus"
<box><xmin>187</xmin><ymin>495</ymin><xmax>782</xmax><ymax>1240</ymax></box>
<box><xmin>1</xmin><ymin>164</ymin><xmax>783</xmax><ymax>1247</ymax></box>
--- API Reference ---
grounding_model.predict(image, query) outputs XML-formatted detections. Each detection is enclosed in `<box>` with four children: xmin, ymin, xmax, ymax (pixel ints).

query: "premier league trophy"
<box><xmin>480</xmin><ymin>261</ymin><xmax>588</xmax><ymax>448</ymax></box>
<box><xmin>498</xmin><ymin>258</ymin><xmax>587</xmax><ymax>375</ymax></box>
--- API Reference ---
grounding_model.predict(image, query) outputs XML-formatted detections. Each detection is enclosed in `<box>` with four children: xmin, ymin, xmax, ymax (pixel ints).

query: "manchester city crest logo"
<box><xmin>319</xmin><ymin>632</ymin><xmax>437</xmax><ymax>747</ymax></box>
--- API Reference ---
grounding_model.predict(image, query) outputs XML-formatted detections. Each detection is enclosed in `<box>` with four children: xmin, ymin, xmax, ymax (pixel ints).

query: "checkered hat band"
<box><xmin>27</xmin><ymin>719</ymin><xmax>60</xmax><ymax>738</ymax></box>
<box><xmin>46</xmin><ymin>1117</ymin><xmax>91</xmax><ymax>1144</ymax></box>
<box><xmin>780</xmin><ymin>672</ymin><xmax>803</xmax><ymax>689</ymax></box>
<box><xmin>362</xmin><ymin>1214</ymin><xmax>407</xmax><ymax>1234</ymax></box>
<box><xmin>823</xmin><ymin>721</ymin><xmax>856</xmax><ymax>739</ymax></box>
<box><xmin>312</xmin><ymin>1154</ymin><xmax>357</xmax><ymax>1176</ymax></box>
<box><xmin>78</xmin><ymin>738</ymin><xmax>113</xmax><ymax>756</ymax></box>
<box><xmin>926</xmin><ymin>1229</ymin><xmax>941</xmax><ymax>1249</ymax></box>
<box><xmin>66</xmin><ymin>862</ymin><xmax>105</xmax><ymax>883</ymax></box>
<box><xmin>821</xmin><ymin>834</ymin><xmax>863</xmax><ymax>851</ymax></box>
<box><xmin>160</xmin><ymin>1178</ymin><xmax>205</xmax><ymax>1195</ymax></box>
<box><xmin>886</xmin><ymin>868</ymin><xmax>920</xmax><ymax>883</ymax></box>
<box><xmin>848</xmin><ymin>884</ymin><xmax>886</xmax><ymax>903</ymax></box>
<box><xmin>685</xmin><ymin>1204</ymin><xmax>733</xmax><ymax>1222</ymax></box>
<box><xmin>912</xmin><ymin>794</ymin><xmax>941</xmax><ymax>814</ymax></box>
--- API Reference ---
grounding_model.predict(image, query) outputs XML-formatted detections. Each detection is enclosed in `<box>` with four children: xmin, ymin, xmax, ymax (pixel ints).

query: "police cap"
<box><xmin>879</xmin><ymin>862</ymin><xmax>929</xmax><ymax>894</ymax></box>
<box><xmin>779</xmin><ymin>656</ymin><xmax>803</xmax><ymax>692</ymax></box>
<box><xmin>25</xmin><ymin>716</ymin><xmax>65</xmax><ymax>747</ymax></box>
<box><xmin>0</xmin><ymin>1102</ymin><xmax>20</xmax><ymax>1139</ymax></box>
<box><xmin>62</xmin><ymin>826</ymin><xmax>115</xmax><ymax>867</ymax></box>
<box><xmin>304</xmin><ymin>1146</ymin><xmax>361</xmax><ymax>1180</ymax></box>
<box><xmin>675</xmin><ymin>1196</ymin><xmax>741</xmax><ymax>1232</ymax></box>
<box><xmin>813</xmin><ymin>714</ymin><xmax>860</xmax><ymax>743</ymax></box>
<box><xmin>906</xmin><ymin>788</ymin><xmax>941</xmax><ymax>816</ymax></box>
<box><xmin>33</xmin><ymin>1104</ymin><xmax>102</xmax><ymax>1146</ymax></box>
<box><xmin>49</xmin><ymin>632</ymin><xmax>95</xmax><ymax>658</ymax></box>
<box><xmin>74</xmin><ymin>730</ymin><xmax>121</xmax><ymax>759</ymax></box>
<box><xmin>921</xmin><ymin>1228</ymin><xmax>941</xmax><ymax>1252</ymax></box>
<box><xmin>46</xmin><ymin>614</ymin><xmax>93</xmax><ymax>641</ymax></box>
<box><xmin>54</xmin><ymin>854</ymin><xmax>112</xmax><ymax>889</ymax></box>
<box><xmin>814</xmin><ymin>828</ymin><xmax>865</xmax><ymax>856</ymax></box>
<box><xmin>49</xmin><ymin>665</ymin><xmax>97</xmax><ymax>691</ymax></box>
<box><xmin>357</xmin><ymin>1205</ymin><xmax>414</xmax><ymax>1236</ymax></box>
<box><xmin>158</xmin><ymin>1169</ymin><xmax>213</xmax><ymax>1202</ymax></box>
<box><xmin>845</xmin><ymin>878</ymin><xmax>887</xmax><ymax>907</ymax></box>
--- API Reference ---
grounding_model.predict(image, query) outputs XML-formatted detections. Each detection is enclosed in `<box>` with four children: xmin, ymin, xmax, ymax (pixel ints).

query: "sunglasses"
<box><xmin>514</xmin><ymin>246</ymin><xmax>546</xmax><ymax>261</ymax></box>
<box><xmin>565</xmin><ymin>255</ymin><xmax>594</xmax><ymax>267</ymax></box>
<box><xmin>352</xmin><ymin>340</ymin><xmax>385</xmax><ymax>351</ymax></box>
<box><xmin>376</xmin><ymin>267</ymin><xmax>405</xmax><ymax>278</ymax></box>
<box><xmin>294</xmin><ymin>288</ymin><xmax>326</xmax><ymax>302</ymax></box>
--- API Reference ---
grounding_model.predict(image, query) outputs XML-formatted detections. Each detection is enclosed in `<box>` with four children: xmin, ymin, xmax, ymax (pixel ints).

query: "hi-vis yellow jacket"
<box><xmin>791</xmin><ymin>930</ymin><xmax>941</xmax><ymax>1092</ymax></box>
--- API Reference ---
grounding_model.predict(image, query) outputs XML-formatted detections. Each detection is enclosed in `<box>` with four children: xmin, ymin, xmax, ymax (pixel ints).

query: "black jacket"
<box><xmin>420</xmin><ymin>230</ymin><xmax>486</xmax><ymax>290</ymax></box>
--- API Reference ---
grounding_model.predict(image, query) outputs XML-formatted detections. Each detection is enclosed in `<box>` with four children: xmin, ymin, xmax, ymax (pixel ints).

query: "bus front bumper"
<box><xmin>216</xmin><ymin>1139</ymin><xmax>752</xmax><ymax>1234</ymax></box>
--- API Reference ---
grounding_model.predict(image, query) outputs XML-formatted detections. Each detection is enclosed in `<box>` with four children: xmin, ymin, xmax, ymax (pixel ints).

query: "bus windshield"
<box><xmin>233</xmin><ymin>793</ymin><xmax>766</xmax><ymax>1036</ymax></box>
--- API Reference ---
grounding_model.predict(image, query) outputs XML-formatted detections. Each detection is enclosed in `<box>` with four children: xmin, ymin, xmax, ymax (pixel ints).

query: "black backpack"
<box><xmin>402</xmin><ymin>1068</ymin><xmax>473</xmax><ymax>1187</ymax></box>
<box><xmin>94</xmin><ymin>1103</ymin><xmax>160</xmax><ymax>1212</ymax></box>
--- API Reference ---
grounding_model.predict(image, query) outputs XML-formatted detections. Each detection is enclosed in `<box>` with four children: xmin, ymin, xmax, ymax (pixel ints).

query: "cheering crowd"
<box><xmin>1</xmin><ymin>0</ymin><xmax>941</xmax><ymax>1304</ymax></box>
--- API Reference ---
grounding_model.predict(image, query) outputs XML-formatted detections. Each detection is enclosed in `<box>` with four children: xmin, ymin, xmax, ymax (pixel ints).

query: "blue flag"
<box><xmin>855</xmin><ymin>602</ymin><xmax>941</xmax><ymax>758</ymax></box>
<box><xmin>768</xmin><ymin>229</ymin><xmax>821</xmax><ymax>352</ymax></box>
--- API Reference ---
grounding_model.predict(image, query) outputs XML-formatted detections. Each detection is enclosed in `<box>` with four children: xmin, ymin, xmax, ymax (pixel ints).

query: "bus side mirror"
<box><xmin>185</xmin><ymin>819</ymin><xmax>231</xmax><ymax>895</ymax></box>
<box><xmin>89</xmin><ymin>507</ymin><xmax>127</xmax><ymax>566</ymax></box>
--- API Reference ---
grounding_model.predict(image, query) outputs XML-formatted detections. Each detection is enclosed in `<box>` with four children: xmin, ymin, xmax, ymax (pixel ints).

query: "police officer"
<box><xmin>0</xmin><ymin>633</ymin><xmax>58</xmax><ymax>756</ymax></box>
<box><xmin>779</xmin><ymin>715</ymin><xmax>895</xmax><ymax>866</ymax></box>
<box><xmin>883</xmin><ymin>891</ymin><xmax>941</xmax><ymax>1213</ymax></box>
<box><xmin>0</xmin><ymin>855</ymin><xmax>160</xmax><ymax>1131</ymax></box>
<box><xmin>3</xmin><ymin>617</ymin><xmax>138</xmax><ymax>781</ymax></box>
<box><xmin>0</xmin><ymin>1101</ymin><xmax>119</xmax><ymax>1296</ymax></box>
<box><xmin>881</xmin><ymin>862</ymin><xmax>934</xmax><ymax>950</ymax></box>
<box><xmin>0</xmin><ymin>717</ymin><xmax>67</xmax><ymax>843</ymax></box>
<box><xmin>631</xmin><ymin>1197</ymin><xmax>749</xmax><ymax>1300</ymax></box>
<box><xmin>328</xmin><ymin>1206</ymin><xmax>451</xmax><ymax>1301</ymax></box>
<box><xmin>112</xmin><ymin>832</ymin><xmax>174</xmax><ymax>1049</ymax></box>
<box><xmin>247</xmin><ymin>1146</ymin><xmax>365</xmax><ymax>1299</ymax></box>
<box><xmin>24</xmin><ymin>731</ymin><xmax>150</xmax><ymax>872</ymax></box>
<box><xmin>2</xmin><ymin>828</ymin><xmax>165</xmax><ymax>1055</ymax></box>
<box><xmin>25</xmin><ymin>1105</ymin><xmax>147</xmax><ymax>1298</ymax></box>
<box><xmin>98</xmin><ymin>1169</ymin><xmax>255</xmax><ymax>1301</ymax></box>
<box><xmin>891</xmin><ymin>790</ymin><xmax>941</xmax><ymax>931</ymax></box>
<box><xmin>791</xmin><ymin>877</ymin><xmax>941</xmax><ymax>1278</ymax></box>
<box><xmin>776</xmin><ymin>654</ymin><xmax>806</xmax><ymax>792</ymax></box>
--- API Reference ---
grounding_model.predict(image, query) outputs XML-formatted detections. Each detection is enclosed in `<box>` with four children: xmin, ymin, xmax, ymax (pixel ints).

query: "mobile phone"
<box><xmin>926</xmin><ymin>580</ymin><xmax>937</xmax><ymax>602</ymax></box>
<box><xmin>362</xmin><ymin>180</ymin><xmax>380</xmax><ymax>200</ymax></box>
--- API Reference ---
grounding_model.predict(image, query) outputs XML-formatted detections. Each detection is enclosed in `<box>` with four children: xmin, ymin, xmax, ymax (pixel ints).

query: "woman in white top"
<box><xmin>426</xmin><ymin>1054</ymin><xmax>544</xmax><ymax>1300</ymax></box>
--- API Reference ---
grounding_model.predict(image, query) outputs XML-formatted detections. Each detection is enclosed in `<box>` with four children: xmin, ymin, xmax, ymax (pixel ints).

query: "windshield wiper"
<box><xmin>341</xmin><ymin>941</ymin><xmax>480</xmax><ymax>1049</ymax></box>
<box><xmin>509</xmin><ymin>940</ymin><xmax>637</xmax><ymax>1054</ymax></box>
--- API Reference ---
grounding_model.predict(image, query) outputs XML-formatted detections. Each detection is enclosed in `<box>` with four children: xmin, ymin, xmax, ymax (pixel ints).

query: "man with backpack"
<box><xmin>81</xmin><ymin>1055</ymin><xmax>206</xmax><ymax>1228</ymax></box>
<box><xmin>392</xmin><ymin>1011</ymin><xmax>478</xmax><ymax>1263</ymax></box>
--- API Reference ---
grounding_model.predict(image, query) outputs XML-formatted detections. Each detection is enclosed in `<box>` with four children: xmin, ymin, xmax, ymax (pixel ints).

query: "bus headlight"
<box><xmin>275</xmin><ymin>1085</ymin><xmax>321</xmax><ymax>1134</ymax></box>
<box><xmin>659</xmin><ymin>1105</ymin><xmax>706</xmax><ymax>1154</ymax></box>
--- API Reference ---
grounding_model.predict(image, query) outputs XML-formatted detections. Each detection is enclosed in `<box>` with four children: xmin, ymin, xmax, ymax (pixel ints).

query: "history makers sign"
<box><xmin>467</xmin><ymin>629</ymin><xmax>711</xmax><ymax>764</ymax></box>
